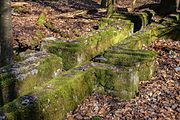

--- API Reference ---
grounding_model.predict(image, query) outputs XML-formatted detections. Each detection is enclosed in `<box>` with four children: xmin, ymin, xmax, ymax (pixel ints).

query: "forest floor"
<box><xmin>12</xmin><ymin>0</ymin><xmax>157</xmax><ymax>49</ymax></box>
<box><xmin>12</xmin><ymin>0</ymin><xmax>179</xmax><ymax>120</ymax></box>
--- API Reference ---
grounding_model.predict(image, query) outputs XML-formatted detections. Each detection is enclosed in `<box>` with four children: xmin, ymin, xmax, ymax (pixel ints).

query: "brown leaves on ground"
<box><xmin>66</xmin><ymin>39</ymin><xmax>180</xmax><ymax>120</ymax></box>
<box><xmin>12</xmin><ymin>0</ymin><xmax>159</xmax><ymax>49</ymax></box>
<box><xmin>12</xmin><ymin>1</ymin><xmax>102</xmax><ymax>48</ymax></box>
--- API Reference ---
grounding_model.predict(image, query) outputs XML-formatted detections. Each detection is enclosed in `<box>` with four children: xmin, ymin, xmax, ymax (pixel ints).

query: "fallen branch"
<box><xmin>11</xmin><ymin>2</ymin><xmax>29</xmax><ymax>8</ymax></box>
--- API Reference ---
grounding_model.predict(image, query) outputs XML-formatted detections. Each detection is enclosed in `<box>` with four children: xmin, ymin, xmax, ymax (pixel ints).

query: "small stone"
<box><xmin>176</xmin><ymin>108</ymin><xmax>180</xmax><ymax>112</ymax></box>
<box><xmin>75</xmin><ymin>114</ymin><xmax>83</xmax><ymax>120</ymax></box>
<box><xmin>53</xmin><ymin>69</ymin><xmax>62</xmax><ymax>77</ymax></box>
<box><xmin>92</xmin><ymin>56</ymin><xmax>108</xmax><ymax>62</ymax></box>
<box><xmin>30</xmin><ymin>69</ymin><xmax>38</xmax><ymax>75</ymax></box>
<box><xmin>74</xmin><ymin>64</ymin><xmax>90</xmax><ymax>71</ymax></box>
<box><xmin>171</xmin><ymin>104</ymin><xmax>178</xmax><ymax>109</ymax></box>
<box><xmin>43</xmin><ymin>37</ymin><xmax>57</xmax><ymax>41</ymax></box>
<box><xmin>0</xmin><ymin>112</ymin><xmax>6</xmax><ymax>120</ymax></box>
<box><xmin>175</xmin><ymin>67</ymin><xmax>180</xmax><ymax>71</ymax></box>
<box><xmin>20</xmin><ymin>95</ymin><xmax>36</xmax><ymax>107</ymax></box>
<box><xmin>92</xmin><ymin>25</ymin><xmax>99</xmax><ymax>30</ymax></box>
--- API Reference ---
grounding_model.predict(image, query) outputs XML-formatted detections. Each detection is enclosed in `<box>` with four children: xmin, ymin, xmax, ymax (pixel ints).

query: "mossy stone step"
<box><xmin>42</xmin><ymin>20</ymin><xmax>133</xmax><ymax>70</ymax></box>
<box><xmin>0</xmin><ymin>52</ymin><xmax>63</xmax><ymax>106</ymax></box>
<box><xmin>93</xmin><ymin>49</ymin><xmax>156</xmax><ymax>82</ymax></box>
<box><xmin>163</xmin><ymin>24</ymin><xmax>180</xmax><ymax>40</ymax></box>
<box><xmin>93</xmin><ymin>63</ymin><xmax>139</xmax><ymax>99</ymax></box>
<box><xmin>0</xmin><ymin>63</ymin><xmax>96</xmax><ymax>120</ymax></box>
<box><xmin>112</xmin><ymin>23</ymin><xmax>176</xmax><ymax>50</ymax></box>
<box><xmin>98</xmin><ymin>18</ymin><xmax>118</xmax><ymax>29</ymax></box>
<box><xmin>0</xmin><ymin>56</ymin><xmax>156</xmax><ymax>119</ymax></box>
<box><xmin>168</xmin><ymin>13</ymin><xmax>180</xmax><ymax>21</ymax></box>
<box><xmin>0</xmin><ymin>58</ymin><xmax>153</xmax><ymax>119</ymax></box>
<box><xmin>101</xmin><ymin>49</ymin><xmax>155</xmax><ymax>66</ymax></box>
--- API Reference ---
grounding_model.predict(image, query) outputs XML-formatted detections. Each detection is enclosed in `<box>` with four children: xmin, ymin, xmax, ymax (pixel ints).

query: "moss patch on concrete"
<box><xmin>0</xmin><ymin>52</ymin><xmax>63</xmax><ymax>105</ymax></box>
<box><xmin>103</xmin><ymin>49</ymin><xmax>156</xmax><ymax>66</ymax></box>
<box><xmin>111</xmin><ymin>23</ymin><xmax>175</xmax><ymax>50</ymax></box>
<box><xmin>162</xmin><ymin>24</ymin><xmax>180</xmax><ymax>40</ymax></box>
<box><xmin>93</xmin><ymin>49</ymin><xmax>156</xmax><ymax>81</ymax></box>
<box><xmin>0</xmin><ymin>63</ymin><xmax>95</xmax><ymax>120</ymax></box>
<box><xmin>111</xmin><ymin>12</ymin><xmax>149</xmax><ymax>32</ymax></box>
<box><xmin>42</xmin><ymin>20</ymin><xmax>133</xmax><ymax>70</ymax></box>
<box><xmin>93</xmin><ymin>63</ymin><xmax>139</xmax><ymax>100</ymax></box>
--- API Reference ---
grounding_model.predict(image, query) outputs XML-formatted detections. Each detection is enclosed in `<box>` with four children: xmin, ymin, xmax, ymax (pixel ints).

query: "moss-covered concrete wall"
<box><xmin>0</xmin><ymin>60</ymin><xmax>152</xmax><ymax>119</ymax></box>
<box><xmin>111</xmin><ymin>12</ymin><xmax>149</xmax><ymax>32</ymax></box>
<box><xmin>0</xmin><ymin>63</ymin><xmax>96</xmax><ymax>120</ymax></box>
<box><xmin>0</xmin><ymin>11</ymin><xmax>179</xmax><ymax>120</ymax></box>
<box><xmin>0</xmin><ymin>52</ymin><xmax>63</xmax><ymax>106</ymax></box>
<box><xmin>93</xmin><ymin>63</ymin><xmax>139</xmax><ymax>99</ymax></box>
<box><xmin>0</xmin><ymin>56</ymin><xmax>155</xmax><ymax>119</ymax></box>
<box><xmin>110</xmin><ymin>23</ymin><xmax>176</xmax><ymax>51</ymax></box>
<box><xmin>42</xmin><ymin>19</ymin><xmax>134</xmax><ymax>70</ymax></box>
<box><xmin>93</xmin><ymin>49</ymin><xmax>156</xmax><ymax>81</ymax></box>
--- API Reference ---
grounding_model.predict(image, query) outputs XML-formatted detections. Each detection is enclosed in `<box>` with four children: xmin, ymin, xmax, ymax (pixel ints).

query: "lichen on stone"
<box><xmin>0</xmin><ymin>63</ymin><xmax>96</xmax><ymax>120</ymax></box>
<box><xmin>42</xmin><ymin>19</ymin><xmax>133</xmax><ymax>70</ymax></box>
<box><xmin>0</xmin><ymin>51</ymin><xmax>63</xmax><ymax>105</ymax></box>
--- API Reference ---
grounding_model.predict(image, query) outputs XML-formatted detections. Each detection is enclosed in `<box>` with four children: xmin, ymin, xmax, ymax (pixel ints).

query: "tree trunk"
<box><xmin>0</xmin><ymin>0</ymin><xmax>13</xmax><ymax>67</ymax></box>
<box><xmin>177</xmin><ymin>0</ymin><xmax>180</xmax><ymax>10</ymax></box>
<box><xmin>130</xmin><ymin>0</ymin><xmax>137</xmax><ymax>12</ymax></box>
<box><xmin>101</xmin><ymin>0</ymin><xmax>107</xmax><ymax>7</ymax></box>
<box><xmin>158</xmin><ymin>0</ymin><xmax>178</xmax><ymax>16</ymax></box>
<box><xmin>107</xmin><ymin>0</ymin><xmax>115</xmax><ymax>18</ymax></box>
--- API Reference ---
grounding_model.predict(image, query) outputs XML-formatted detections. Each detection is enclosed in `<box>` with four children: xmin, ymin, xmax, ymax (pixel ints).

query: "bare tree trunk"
<box><xmin>107</xmin><ymin>0</ymin><xmax>115</xmax><ymax>18</ymax></box>
<box><xmin>177</xmin><ymin>0</ymin><xmax>180</xmax><ymax>10</ymax></box>
<box><xmin>101</xmin><ymin>0</ymin><xmax>107</xmax><ymax>7</ymax></box>
<box><xmin>130</xmin><ymin>0</ymin><xmax>137</xmax><ymax>12</ymax></box>
<box><xmin>158</xmin><ymin>0</ymin><xmax>178</xmax><ymax>16</ymax></box>
<box><xmin>0</xmin><ymin>0</ymin><xmax>13</xmax><ymax>67</ymax></box>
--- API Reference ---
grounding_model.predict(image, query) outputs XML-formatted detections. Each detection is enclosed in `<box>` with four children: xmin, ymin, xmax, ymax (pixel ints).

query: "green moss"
<box><xmin>0</xmin><ymin>54</ymin><xmax>63</xmax><ymax>105</ymax></box>
<box><xmin>111</xmin><ymin>12</ymin><xmax>149</xmax><ymax>31</ymax></box>
<box><xmin>92</xmin><ymin>116</ymin><xmax>101</xmax><ymax>120</ymax></box>
<box><xmin>110</xmin><ymin>22</ymin><xmax>175</xmax><ymax>50</ymax></box>
<box><xmin>138</xmin><ymin>60</ymin><xmax>156</xmax><ymax>81</ymax></box>
<box><xmin>37</xmin><ymin>13</ymin><xmax>46</xmax><ymax>26</ymax></box>
<box><xmin>1</xmin><ymin>98</ymin><xmax>40</xmax><ymax>120</ymax></box>
<box><xmin>46</xmin><ymin>41</ymin><xmax>83</xmax><ymax>70</ymax></box>
<box><xmin>151</xmin><ymin>23</ymin><xmax>176</xmax><ymax>38</ymax></box>
<box><xmin>103</xmin><ymin>49</ymin><xmax>156</xmax><ymax>67</ymax></box>
<box><xmin>0</xmin><ymin>63</ymin><xmax>96</xmax><ymax>120</ymax></box>
<box><xmin>43</xmin><ymin>20</ymin><xmax>133</xmax><ymax>70</ymax></box>
<box><xmin>0</xmin><ymin>72</ymin><xmax>17</xmax><ymax>106</ymax></box>
<box><xmin>162</xmin><ymin>24</ymin><xmax>180</xmax><ymax>40</ymax></box>
<box><xmin>137</xmin><ymin>12</ymin><xmax>149</xmax><ymax>28</ymax></box>
<box><xmin>94</xmin><ymin>49</ymin><xmax>157</xmax><ymax>82</ymax></box>
<box><xmin>93</xmin><ymin>63</ymin><xmax>139</xmax><ymax>100</ymax></box>
<box><xmin>18</xmin><ymin>54</ymin><xmax>63</xmax><ymax>96</ymax></box>
<box><xmin>98</xmin><ymin>18</ymin><xmax>117</xmax><ymax>29</ymax></box>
